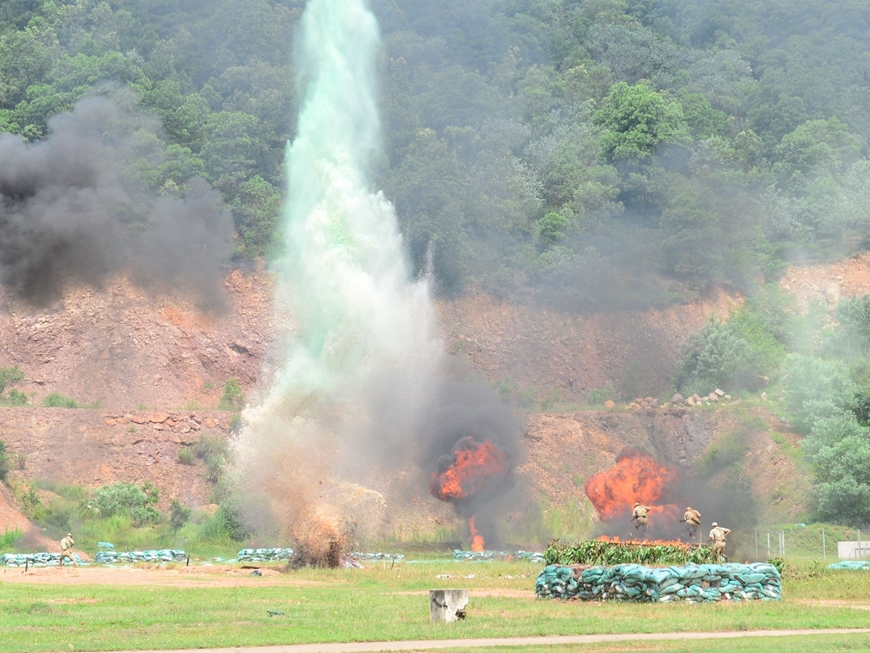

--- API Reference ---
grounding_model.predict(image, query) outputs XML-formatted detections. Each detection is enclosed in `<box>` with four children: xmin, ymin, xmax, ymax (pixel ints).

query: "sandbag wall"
<box><xmin>95</xmin><ymin>549</ymin><xmax>186</xmax><ymax>563</ymax></box>
<box><xmin>828</xmin><ymin>561</ymin><xmax>870</xmax><ymax>570</ymax></box>
<box><xmin>1</xmin><ymin>552</ymin><xmax>86</xmax><ymax>567</ymax></box>
<box><xmin>237</xmin><ymin>548</ymin><xmax>293</xmax><ymax>562</ymax></box>
<box><xmin>536</xmin><ymin>562</ymin><xmax>781</xmax><ymax>603</ymax></box>
<box><xmin>455</xmin><ymin>550</ymin><xmax>545</xmax><ymax>563</ymax></box>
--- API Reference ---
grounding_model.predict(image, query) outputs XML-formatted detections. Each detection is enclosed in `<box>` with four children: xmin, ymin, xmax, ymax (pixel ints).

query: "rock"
<box><xmin>148</xmin><ymin>412</ymin><xmax>169</xmax><ymax>423</ymax></box>
<box><xmin>604</xmin><ymin>400</ymin><xmax>615</xmax><ymax>410</ymax></box>
<box><xmin>103</xmin><ymin>418</ymin><xmax>116</xmax><ymax>426</ymax></box>
<box><xmin>129</xmin><ymin>415</ymin><xmax>147</xmax><ymax>424</ymax></box>
<box><xmin>714</xmin><ymin>389</ymin><xmax>725</xmax><ymax>397</ymax></box>
<box><xmin>761</xmin><ymin>392</ymin><xmax>768</xmax><ymax>400</ymax></box>
<box><xmin>671</xmin><ymin>393</ymin><xmax>685</xmax><ymax>405</ymax></box>
<box><xmin>687</xmin><ymin>396</ymin><xmax>696</xmax><ymax>406</ymax></box>
<box><xmin>724</xmin><ymin>395</ymin><xmax>732</xmax><ymax>401</ymax></box>
<box><xmin>203</xmin><ymin>417</ymin><xmax>216</xmax><ymax>429</ymax></box>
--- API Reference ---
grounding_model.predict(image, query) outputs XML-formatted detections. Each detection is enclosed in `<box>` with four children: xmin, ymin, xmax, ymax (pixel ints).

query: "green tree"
<box><xmin>593</xmin><ymin>82</ymin><xmax>691</xmax><ymax>161</ymax></box>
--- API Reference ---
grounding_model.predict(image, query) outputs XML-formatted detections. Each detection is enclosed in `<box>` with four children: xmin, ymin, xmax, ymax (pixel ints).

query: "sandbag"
<box><xmin>535</xmin><ymin>562</ymin><xmax>782</xmax><ymax>603</ymax></box>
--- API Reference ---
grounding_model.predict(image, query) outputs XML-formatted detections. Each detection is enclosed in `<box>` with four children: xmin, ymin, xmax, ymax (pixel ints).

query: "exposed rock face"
<box><xmin>0</xmin><ymin>269</ymin><xmax>274</xmax><ymax>410</ymax></box>
<box><xmin>0</xmin><ymin>407</ymin><xmax>231</xmax><ymax>510</ymax></box>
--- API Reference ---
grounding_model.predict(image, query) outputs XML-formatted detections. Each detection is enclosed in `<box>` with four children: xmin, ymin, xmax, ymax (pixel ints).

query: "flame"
<box><xmin>583</xmin><ymin>447</ymin><xmax>679</xmax><ymax>520</ymax></box>
<box><xmin>596</xmin><ymin>535</ymin><xmax>692</xmax><ymax>548</ymax></box>
<box><xmin>469</xmin><ymin>516</ymin><xmax>485</xmax><ymax>552</ymax></box>
<box><xmin>430</xmin><ymin>436</ymin><xmax>512</xmax><ymax>501</ymax></box>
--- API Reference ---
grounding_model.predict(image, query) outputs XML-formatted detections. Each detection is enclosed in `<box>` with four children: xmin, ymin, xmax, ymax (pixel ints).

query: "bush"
<box><xmin>0</xmin><ymin>441</ymin><xmax>8</xmax><ymax>482</ymax></box>
<box><xmin>176</xmin><ymin>447</ymin><xmax>195</xmax><ymax>465</ymax></box>
<box><xmin>781</xmin><ymin>354</ymin><xmax>857</xmax><ymax>430</ymax></box>
<box><xmin>674</xmin><ymin>319</ymin><xmax>758</xmax><ymax>395</ymax></box>
<box><xmin>92</xmin><ymin>482</ymin><xmax>159</xmax><ymax>526</ymax></box>
<box><xmin>0</xmin><ymin>527</ymin><xmax>22</xmax><ymax>550</ymax></box>
<box><xmin>0</xmin><ymin>366</ymin><xmax>24</xmax><ymax>394</ymax></box>
<box><xmin>42</xmin><ymin>393</ymin><xmax>78</xmax><ymax>408</ymax></box>
<box><xmin>219</xmin><ymin>378</ymin><xmax>245</xmax><ymax>411</ymax></box>
<box><xmin>169</xmin><ymin>498</ymin><xmax>191</xmax><ymax>531</ymax></box>
<box><xmin>586</xmin><ymin>385</ymin><xmax>615</xmax><ymax>405</ymax></box>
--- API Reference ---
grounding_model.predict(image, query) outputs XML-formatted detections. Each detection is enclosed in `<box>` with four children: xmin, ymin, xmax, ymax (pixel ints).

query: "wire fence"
<box><xmin>750</xmin><ymin>526</ymin><xmax>870</xmax><ymax>561</ymax></box>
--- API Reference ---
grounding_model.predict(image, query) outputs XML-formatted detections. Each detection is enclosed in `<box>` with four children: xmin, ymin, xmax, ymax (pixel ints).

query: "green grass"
<box><xmin>0</xmin><ymin>527</ymin><xmax>22</xmax><ymax>551</ymax></box>
<box><xmin>0</xmin><ymin>560</ymin><xmax>868</xmax><ymax>652</ymax></box>
<box><xmin>439</xmin><ymin>634</ymin><xmax>870</xmax><ymax>652</ymax></box>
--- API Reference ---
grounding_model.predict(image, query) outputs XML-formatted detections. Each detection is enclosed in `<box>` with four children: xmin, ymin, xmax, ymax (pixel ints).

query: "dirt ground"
<box><xmin>0</xmin><ymin>564</ymin><xmax>326</xmax><ymax>588</ymax></box>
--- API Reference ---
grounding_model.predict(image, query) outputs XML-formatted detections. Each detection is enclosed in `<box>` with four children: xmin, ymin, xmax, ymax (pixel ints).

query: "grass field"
<box><xmin>440</xmin><ymin>636</ymin><xmax>870</xmax><ymax>652</ymax></box>
<box><xmin>1</xmin><ymin>558</ymin><xmax>869</xmax><ymax>652</ymax></box>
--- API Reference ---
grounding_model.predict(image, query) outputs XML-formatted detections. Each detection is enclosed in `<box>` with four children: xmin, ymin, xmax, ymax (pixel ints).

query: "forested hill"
<box><xmin>2</xmin><ymin>0</ymin><xmax>870</xmax><ymax>307</ymax></box>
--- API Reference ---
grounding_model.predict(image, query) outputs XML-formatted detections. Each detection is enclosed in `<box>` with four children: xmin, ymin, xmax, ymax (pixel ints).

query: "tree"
<box><xmin>594</xmin><ymin>82</ymin><xmax>690</xmax><ymax>161</ymax></box>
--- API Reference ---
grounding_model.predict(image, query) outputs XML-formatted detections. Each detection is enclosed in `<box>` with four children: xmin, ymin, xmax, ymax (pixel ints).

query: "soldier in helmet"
<box><xmin>631</xmin><ymin>502</ymin><xmax>649</xmax><ymax>538</ymax></box>
<box><xmin>682</xmin><ymin>506</ymin><xmax>701</xmax><ymax>540</ymax></box>
<box><xmin>58</xmin><ymin>532</ymin><xmax>78</xmax><ymax>568</ymax></box>
<box><xmin>709</xmin><ymin>522</ymin><xmax>731</xmax><ymax>563</ymax></box>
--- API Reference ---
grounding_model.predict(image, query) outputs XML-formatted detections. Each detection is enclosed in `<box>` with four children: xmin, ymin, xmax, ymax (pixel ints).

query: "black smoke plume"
<box><xmin>0</xmin><ymin>93</ymin><xmax>233</xmax><ymax>308</ymax></box>
<box><xmin>419</xmin><ymin>380</ymin><xmax>524</xmax><ymax>548</ymax></box>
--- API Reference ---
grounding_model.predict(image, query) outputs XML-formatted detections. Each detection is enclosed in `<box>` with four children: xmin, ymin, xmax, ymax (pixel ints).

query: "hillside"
<box><xmin>3</xmin><ymin>253</ymin><xmax>862</xmax><ymax>547</ymax></box>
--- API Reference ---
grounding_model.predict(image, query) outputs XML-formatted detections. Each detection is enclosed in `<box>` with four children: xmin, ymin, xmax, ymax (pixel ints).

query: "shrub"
<box><xmin>92</xmin><ymin>482</ymin><xmax>159</xmax><ymax>526</ymax></box>
<box><xmin>169</xmin><ymin>498</ymin><xmax>191</xmax><ymax>531</ymax></box>
<box><xmin>219</xmin><ymin>378</ymin><xmax>245</xmax><ymax>411</ymax></box>
<box><xmin>0</xmin><ymin>366</ymin><xmax>24</xmax><ymax>394</ymax></box>
<box><xmin>0</xmin><ymin>441</ymin><xmax>8</xmax><ymax>482</ymax></box>
<box><xmin>0</xmin><ymin>527</ymin><xmax>22</xmax><ymax>550</ymax></box>
<box><xmin>781</xmin><ymin>354</ymin><xmax>857</xmax><ymax>430</ymax></box>
<box><xmin>674</xmin><ymin>319</ymin><xmax>758</xmax><ymax>395</ymax></box>
<box><xmin>176</xmin><ymin>447</ymin><xmax>195</xmax><ymax>465</ymax></box>
<box><xmin>5</xmin><ymin>389</ymin><xmax>27</xmax><ymax>405</ymax></box>
<box><xmin>586</xmin><ymin>384</ymin><xmax>615</xmax><ymax>405</ymax></box>
<box><xmin>42</xmin><ymin>393</ymin><xmax>78</xmax><ymax>408</ymax></box>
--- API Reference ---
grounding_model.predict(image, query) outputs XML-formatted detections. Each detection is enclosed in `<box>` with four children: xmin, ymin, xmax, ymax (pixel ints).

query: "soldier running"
<box><xmin>709</xmin><ymin>522</ymin><xmax>731</xmax><ymax>563</ymax></box>
<box><xmin>682</xmin><ymin>506</ymin><xmax>701</xmax><ymax>540</ymax></box>
<box><xmin>631</xmin><ymin>502</ymin><xmax>650</xmax><ymax>538</ymax></box>
<box><xmin>58</xmin><ymin>532</ymin><xmax>78</xmax><ymax>568</ymax></box>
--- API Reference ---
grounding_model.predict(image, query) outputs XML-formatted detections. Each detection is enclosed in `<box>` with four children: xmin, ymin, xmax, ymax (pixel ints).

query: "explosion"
<box><xmin>430</xmin><ymin>436</ymin><xmax>514</xmax><ymax>550</ymax></box>
<box><xmin>584</xmin><ymin>447</ymin><xmax>680</xmax><ymax>526</ymax></box>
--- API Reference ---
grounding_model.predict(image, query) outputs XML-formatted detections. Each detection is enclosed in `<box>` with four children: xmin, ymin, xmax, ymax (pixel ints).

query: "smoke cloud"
<box><xmin>0</xmin><ymin>93</ymin><xmax>233</xmax><ymax>308</ymax></box>
<box><xmin>233</xmin><ymin>0</ymin><xmax>526</xmax><ymax>554</ymax></box>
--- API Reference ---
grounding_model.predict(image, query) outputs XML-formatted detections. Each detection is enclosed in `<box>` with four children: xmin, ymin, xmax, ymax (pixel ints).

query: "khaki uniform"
<box><xmin>631</xmin><ymin>505</ymin><xmax>649</xmax><ymax>535</ymax></box>
<box><xmin>684</xmin><ymin>508</ymin><xmax>701</xmax><ymax>539</ymax></box>
<box><xmin>709</xmin><ymin>526</ymin><xmax>731</xmax><ymax>562</ymax></box>
<box><xmin>59</xmin><ymin>535</ymin><xmax>78</xmax><ymax>568</ymax></box>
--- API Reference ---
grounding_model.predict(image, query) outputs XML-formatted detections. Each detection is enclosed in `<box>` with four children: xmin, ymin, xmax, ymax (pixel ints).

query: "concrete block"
<box><xmin>429</xmin><ymin>589</ymin><xmax>468</xmax><ymax>622</ymax></box>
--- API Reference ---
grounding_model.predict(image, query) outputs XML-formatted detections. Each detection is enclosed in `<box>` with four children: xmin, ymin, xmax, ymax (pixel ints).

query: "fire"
<box><xmin>430</xmin><ymin>436</ymin><xmax>512</xmax><ymax>501</ymax></box>
<box><xmin>430</xmin><ymin>436</ymin><xmax>513</xmax><ymax>552</ymax></box>
<box><xmin>469</xmin><ymin>516</ymin><xmax>485</xmax><ymax>552</ymax></box>
<box><xmin>596</xmin><ymin>535</ymin><xmax>692</xmax><ymax>548</ymax></box>
<box><xmin>583</xmin><ymin>447</ymin><xmax>678</xmax><ymax>520</ymax></box>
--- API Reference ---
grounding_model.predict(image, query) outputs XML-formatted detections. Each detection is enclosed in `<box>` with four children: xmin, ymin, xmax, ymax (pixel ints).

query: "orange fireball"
<box><xmin>584</xmin><ymin>447</ymin><xmax>678</xmax><ymax>520</ymax></box>
<box><xmin>430</xmin><ymin>437</ymin><xmax>512</xmax><ymax>501</ymax></box>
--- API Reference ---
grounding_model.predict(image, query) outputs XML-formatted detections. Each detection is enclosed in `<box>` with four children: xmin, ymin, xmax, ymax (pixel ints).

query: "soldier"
<box><xmin>58</xmin><ymin>532</ymin><xmax>78</xmax><ymax>568</ymax></box>
<box><xmin>631</xmin><ymin>502</ymin><xmax>649</xmax><ymax>538</ymax></box>
<box><xmin>682</xmin><ymin>506</ymin><xmax>701</xmax><ymax>540</ymax></box>
<box><xmin>709</xmin><ymin>522</ymin><xmax>731</xmax><ymax>563</ymax></box>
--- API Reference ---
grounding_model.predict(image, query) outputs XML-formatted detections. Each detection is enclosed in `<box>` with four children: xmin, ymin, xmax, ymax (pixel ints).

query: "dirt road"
<box><xmin>84</xmin><ymin>628</ymin><xmax>870</xmax><ymax>653</ymax></box>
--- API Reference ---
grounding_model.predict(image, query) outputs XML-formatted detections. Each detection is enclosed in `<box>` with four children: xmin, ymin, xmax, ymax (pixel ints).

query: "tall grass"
<box><xmin>0</xmin><ymin>527</ymin><xmax>22</xmax><ymax>551</ymax></box>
